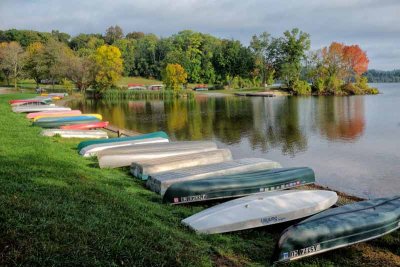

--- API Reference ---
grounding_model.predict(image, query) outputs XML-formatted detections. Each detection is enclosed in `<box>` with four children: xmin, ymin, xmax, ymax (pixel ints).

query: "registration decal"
<box><xmin>261</xmin><ymin>216</ymin><xmax>286</xmax><ymax>225</ymax></box>
<box><xmin>285</xmin><ymin>244</ymin><xmax>321</xmax><ymax>260</ymax></box>
<box><xmin>179</xmin><ymin>194</ymin><xmax>207</xmax><ymax>203</ymax></box>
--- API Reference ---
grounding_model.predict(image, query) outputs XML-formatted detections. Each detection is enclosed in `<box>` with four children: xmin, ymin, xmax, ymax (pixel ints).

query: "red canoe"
<box><xmin>60</xmin><ymin>121</ymin><xmax>109</xmax><ymax>130</ymax></box>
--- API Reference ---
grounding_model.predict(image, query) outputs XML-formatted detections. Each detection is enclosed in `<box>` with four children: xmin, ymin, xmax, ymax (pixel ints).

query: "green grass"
<box><xmin>117</xmin><ymin>77</ymin><xmax>163</xmax><ymax>87</ymax></box>
<box><xmin>0</xmin><ymin>93</ymin><xmax>399</xmax><ymax>266</ymax></box>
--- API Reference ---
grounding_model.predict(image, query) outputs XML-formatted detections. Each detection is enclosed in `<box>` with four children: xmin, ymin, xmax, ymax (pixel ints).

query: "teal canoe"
<box><xmin>163</xmin><ymin>167</ymin><xmax>315</xmax><ymax>204</ymax></box>
<box><xmin>275</xmin><ymin>196</ymin><xmax>400</xmax><ymax>263</ymax></box>
<box><xmin>77</xmin><ymin>131</ymin><xmax>169</xmax><ymax>152</ymax></box>
<box><xmin>33</xmin><ymin>116</ymin><xmax>100</xmax><ymax>128</ymax></box>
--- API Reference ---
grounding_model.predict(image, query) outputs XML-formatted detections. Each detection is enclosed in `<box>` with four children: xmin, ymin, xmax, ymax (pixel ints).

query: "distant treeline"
<box><xmin>0</xmin><ymin>27</ymin><xmax>378</xmax><ymax>95</ymax></box>
<box><xmin>364</xmin><ymin>69</ymin><xmax>400</xmax><ymax>83</ymax></box>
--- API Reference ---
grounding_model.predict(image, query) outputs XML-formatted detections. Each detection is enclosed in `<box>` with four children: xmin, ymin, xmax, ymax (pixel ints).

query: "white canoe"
<box><xmin>182</xmin><ymin>190</ymin><xmax>338</xmax><ymax>234</ymax></box>
<box><xmin>41</xmin><ymin>129</ymin><xmax>108</xmax><ymax>139</ymax></box>
<box><xmin>80</xmin><ymin>137</ymin><xmax>170</xmax><ymax>157</ymax></box>
<box><xmin>146</xmin><ymin>158</ymin><xmax>282</xmax><ymax>196</ymax></box>
<box><xmin>97</xmin><ymin>141</ymin><xmax>218</xmax><ymax>169</ymax></box>
<box><xmin>12</xmin><ymin>105</ymin><xmax>71</xmax><ymax>113</ymax></box>
<box><xmin>130</xmin><ymin>149</ymin><xmax>233</xmax><ymax>180</ymax></box>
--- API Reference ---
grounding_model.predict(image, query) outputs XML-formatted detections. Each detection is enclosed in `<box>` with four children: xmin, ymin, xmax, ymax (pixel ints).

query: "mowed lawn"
<box><xmin>0</xmin><ymin>93</ymin><xmax>399</xmax><ymax>266</ymax></box>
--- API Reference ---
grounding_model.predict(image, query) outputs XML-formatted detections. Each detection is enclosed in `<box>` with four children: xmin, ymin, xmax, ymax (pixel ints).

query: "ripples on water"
<box><xmin>70</xmin><ymin>83</ymin><xmax>400</xmax><ymax>199</ymax></box>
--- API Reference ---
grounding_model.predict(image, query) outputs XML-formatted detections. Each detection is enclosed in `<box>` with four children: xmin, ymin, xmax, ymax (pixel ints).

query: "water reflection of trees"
<box><xmin>69</xmin><ymin>94</ymin><xmax>365</xmax><ymax>156</ymax></box>
<box><xmin>313</xmin><ymin>96</ymin><xmax>365</xmax><ymax>141</ymax></box>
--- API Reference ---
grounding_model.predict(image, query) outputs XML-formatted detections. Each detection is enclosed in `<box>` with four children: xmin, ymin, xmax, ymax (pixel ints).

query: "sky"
<box><xmin>1</xmin><ymin>0</ymin><xmax>399</xmax><ymax>70</ymax></box>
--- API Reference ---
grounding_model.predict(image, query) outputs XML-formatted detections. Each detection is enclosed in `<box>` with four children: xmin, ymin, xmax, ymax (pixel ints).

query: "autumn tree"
<box><xmin>63</xmin><ymin>54</ymin><xmax>95</xmax><ymax>92</ymax></box>
<box><xmin>91</xmin><ymin>45</ymin><xmax>123</xmax><ymax>92</ymax></box>
<box><xmin>0</xmin><ymin>41</ymin><xmax>25</xmax><ymax>88</ymax></box>
<box><xmin>163</xmin><ymin>63</ymin><xmax>187</xmax><ymax>91</ymax></box>
<box><xmin>24</xmin><ymin>42</ymin><xmax>46</xmax><ymax>87</ymax></box>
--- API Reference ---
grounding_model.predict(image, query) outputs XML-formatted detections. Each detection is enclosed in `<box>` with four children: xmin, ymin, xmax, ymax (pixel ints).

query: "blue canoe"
<box><xmin>77</xmin><ymin>131</ymin><xmax>169</xmax><ymax>152</ymax></box>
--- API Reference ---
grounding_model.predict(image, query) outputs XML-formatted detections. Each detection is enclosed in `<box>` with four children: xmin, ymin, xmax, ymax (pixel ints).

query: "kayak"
<box><xmin>81</xmin><ymin>137</ymin><xmax>170</xmax><ymax>157</ymax></box>
<box><xmin>60</xmin><ymin>121</ymin><xmax>109</xmax><ymax>130</ymax></box>
<box><xmin>26</xmin><ymin>110</ymin><xmax>82</xmax><ymax>119</ymax></box>
<box><xmin>163</xmin><ymin>167</ymin><xmax>315</xmax><ymax>204</ymax></box>
<box><xmin>80</xmin><ymin>137</ymin><xmax>170</xmax><ymax>157</ymax></box>
<box><xmin>147</xmin><ymin>158</ymin><xmax>282</xmax><ymax>196</ymax></box>
<box><xmin>32</xmin><ymin>113</ymin><xmax>102</xmax><ymax>121</ymax></box>
<box><xmin>130</xmin><ymin>149</ymin><xmax>233</xmax><ymax>180</ymax></box>
<box><xmin>41</xmin><ymin>93</ymin><xmax>68</xmax><ymax>98</ymax></box>
<box><xmin>77</xmin><ymin>131</ymin><xmax>169</xmax><ymax>152</ymax></box>
<box><xmin>41</xmin><ymin>129</ymin><xmax>108</xmax><ymax>139</ymax></box>
<box><xmin>12</xmin><ymin>105</ymin><xmax>71</xmax><ymax>113</ymax></box>
<box><xmin>182</xmin><ymin>190</ymin><xmax>338</xmax><ymax>234</ymax></box>
<box><xmin>97</xmin><ymin>141</ymin><xmax>219</xmax><ymax>168</ymax></box>
<box><xmin>33</xmin><ymin>116</ymin><xmax>100</xmax><ymax>128</ymax></box>
<box><xmin>275</xmin><ymin>196</ymin><xmax>400</xmax><ymax>263</ymax></box>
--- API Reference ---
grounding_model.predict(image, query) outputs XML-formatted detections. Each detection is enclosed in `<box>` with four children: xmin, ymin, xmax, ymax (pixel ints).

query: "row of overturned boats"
<box><xmin>11</xmin><ymin>95</ymin><xmax>400</xmax><ymax>264</ymax></box>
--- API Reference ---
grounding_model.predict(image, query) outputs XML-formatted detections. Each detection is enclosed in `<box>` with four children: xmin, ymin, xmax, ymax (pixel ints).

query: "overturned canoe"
<box><xmin>33</xmin><ymin>113</ymin><xmax>102</xmax><ymax>121</ymax></box>
<box><xmin>131</xmin><ymin>149</ymin><xmax>233</xmax><ymax>180</ymax></box>
<box><xmin>147</xmin><ymin>158</ymin><xmax>282</xmax><ymax>196</ymax></box>
<box><xmin>33</xmin><ymin>116</ymin><xmax>100</xmax><ymax>128</ymax></box>
<box><xmin>12</xmin><ymin>105</ymin><xmax>71</xmax><ymax>113</ymax></box>
<box><xmin>163</xmin><ymin>167</ymin><xmax>315</xmax><ymax>204</ymax></box>
<box><xmin>77</xmin><ymin>131</ymin><xmax>169</xmax><ymax>152</ymax></box>
<box><xmin>61</xmin><ymin>121</ymin><xmax>109</xmax><ymax>130</ymax></box>
<box><xmin>81</xmin><ymin>137</ymin><xmax>170</xmax><ymax>157</ymax></box>
<box><xmin>41</xmin><ymin>129</ymin><xmax>108</xmax><ymax>139</ymax></box>
<box><xmin>182</xmin><ymin>190</ymin><xmax>338</xmax><ymax>234</ymax></box>
<box><xmin>27</xmin><ymin>110</ymin><xmax>82</xmax><ymax>119</ymax></box>
<box><xmin>98</xmin><ymin>141</ymin><xmax>218</xmax><ymax>169</ymax></box>
<box><xmin>275</xmin><ymin>196</ymin><xmax>400</xmax><ymax>263</ymax></box>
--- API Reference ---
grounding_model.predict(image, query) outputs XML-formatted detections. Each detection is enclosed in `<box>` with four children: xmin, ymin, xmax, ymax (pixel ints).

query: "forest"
<box><xmin>0</xmin><ymin>26</ymin><xmax>378</xmax><ymax>95</ymax></box>
<box><xmin>364</xmin><ymin>69</ymin><xmax>400</xmax><ymax>83</ymax></box>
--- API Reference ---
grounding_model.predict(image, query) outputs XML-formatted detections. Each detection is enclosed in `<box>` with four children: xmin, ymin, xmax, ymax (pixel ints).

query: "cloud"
<box><xmin>0</xmin><ymin>0</ymin><xmax>399</xmax><ymax>69</ymax></box>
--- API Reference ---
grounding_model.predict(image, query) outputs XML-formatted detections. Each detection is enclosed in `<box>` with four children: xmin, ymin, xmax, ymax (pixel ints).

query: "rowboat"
<box><xmin>60</xmin><ymin>121</ymin><xmax>109</xmax><ymax>130</ymax></box>
<box><xmin>41</xmin><ymin>93</ymin><xmax>68</xmax><ymax>98</ymax></box>
<box><xmin>81</xmin><ymin>137</ymin><xmax>170</xmax><ymax>157</ymax></box>
<box><xmin>77</xmin><ymin>131</ymin><xmax>169</xmax><ymax>152</ymax></box>
<box><xmin>97</xmin><ymin>141</ymin><xmax>219</xmax><ymax>168</ymax></box>
<box><xmin>147</xmin><ymin>158</ymin><xmax>282</xmax><ymax>196</ymax></box>
<box><xmin>12</xmin><ymin>105</ymin><xmax>71</xmax><ymax>113</ymax></box>
<box><xmin>162</xmin><ymin>167</ymin><xmax>315</xmax><ymax>204</ymax></box>
<box><xmin>10</xmin><ymin>99</ymin><xmax>50</xmax><ymax>105</ymax></box>
<box><xmin>33</xmin><ymin>113</ymin><xmax>102</xmax><ymax>121</ymax></box>
<box><xmin>182</xmin><ymin>190</ymin><xmax>338</xmax><ymax>234</ymax></box>
<box><xmin>130</xmin><ymin>149</ymin><xmax>232</xmax><ymax>180</ymax></box>
<box><xmin>33</xmin><ymin>116</ymin><xmax>100</xmax><ymax>128</ymax></box>
<box><xmin>26</xmin><ymin>110</ymin><xmax>82</xmax><ymax>119</ymax></box>
<box><xmin>41</xmin><ymin>129</ymin><xmax>108</xmax><ymax>139</ymax></box>
<box><xmin>275</xmin><ymin>195</ymin><xmax>400</xmax><ymax>263</ymax></box>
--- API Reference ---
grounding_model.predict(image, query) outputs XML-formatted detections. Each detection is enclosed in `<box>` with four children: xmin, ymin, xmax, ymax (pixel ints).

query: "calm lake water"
<box><xmin>69</xmin><ymin>83</ymin><xmax>400</xmax><ymax>199</ymax></box>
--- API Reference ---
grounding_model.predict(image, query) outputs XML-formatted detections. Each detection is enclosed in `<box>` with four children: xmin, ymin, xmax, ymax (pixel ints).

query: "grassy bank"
<box><xmin>102</xmin><ymin>89</ymin><xmax>195</xmax><ymax>101</ymax></box>
<box><xmin>1</xmin><ymin>93</ymin><xmax>399</xmax><ymax>266</ymax></box>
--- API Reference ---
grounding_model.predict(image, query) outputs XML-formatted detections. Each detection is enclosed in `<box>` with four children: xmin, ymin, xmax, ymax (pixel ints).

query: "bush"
<box><xmin>292</xmin><ymin>80</ymin><xmax>311</xmax><ymax>95</ymax></box>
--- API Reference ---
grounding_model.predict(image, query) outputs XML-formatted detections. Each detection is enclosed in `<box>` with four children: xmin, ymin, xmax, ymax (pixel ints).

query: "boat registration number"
<box><xmin>283</xmin><ymin>244</ymin><xmax>321</xmax><ymax>260</ymax></box>
<box><xmin>174</xmin><ymin>194</ymin><xmax>207</xmax><ymax>203</ymax></box>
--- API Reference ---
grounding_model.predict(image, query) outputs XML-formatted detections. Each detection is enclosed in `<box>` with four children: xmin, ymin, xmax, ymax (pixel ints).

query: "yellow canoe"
<box><xmin>33</xmin><ymin>113</ymin><xmax>103</xmax><ymax>121</ymax></box>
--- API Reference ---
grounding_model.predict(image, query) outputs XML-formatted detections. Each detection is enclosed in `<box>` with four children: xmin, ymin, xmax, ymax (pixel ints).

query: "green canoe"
<box><xmin>77</xmin><ymin>131</ymin><xmax>169</xmax><ymax>152</ymax></box>
<box><xmin>163</xmin><ymin>167</ymin><xmax>315</xmax><ymax>204</ymax></box>
<box><xmin>275</xmin><ymin>196</ymin><xmax>400</xmax><ymax>263</ymax></box>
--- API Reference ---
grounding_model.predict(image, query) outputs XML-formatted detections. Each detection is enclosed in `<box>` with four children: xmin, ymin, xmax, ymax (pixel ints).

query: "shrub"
<box><xmin>292</xmin><ymin>80</ymin><xmax>311</xmax><ymax>95</ymax></box>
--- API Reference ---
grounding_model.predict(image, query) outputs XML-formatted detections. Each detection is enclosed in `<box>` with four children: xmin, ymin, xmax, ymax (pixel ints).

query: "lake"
<box><xmin>69</xmin><ymin>83</ymin><xmax>400</xmax><ymax>199</ymax></box>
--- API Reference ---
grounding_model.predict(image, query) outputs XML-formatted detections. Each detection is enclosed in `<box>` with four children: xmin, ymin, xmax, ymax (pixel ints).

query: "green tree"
<box><xmin>278</xmin><ymin>28</ymin><xmax>310</xmax><ymax>87</ymax></box>
<box><xmin>163</xmin><ymin>63</ymin><xmax>187</xmax><ymax>91</ymax></box>
<box><xmin>114</xmin><ymin>39</ymin><xmax>136</xmax><ymax>76</ymax></box>
<box><xmin>104</xmin><ymin>25</ymin><xmax>124</xmax><ymax>45</ymax></box>
<box><xmin>24</xmin><ymin>42</ymin><xmax>47</xmax><ymax>88</ymax></box>
<box><xmin>91</xmin><ymin>45</ymin><xmax>123</xmax><ymax>92</ymax></box>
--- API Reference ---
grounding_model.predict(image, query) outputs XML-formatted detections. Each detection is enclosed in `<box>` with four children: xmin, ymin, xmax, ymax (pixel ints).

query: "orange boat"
<box><xmin>60</xmin><ymin>121</ymin><xmax>109</xmax><ymax>130</ymax></box>
<box><xmin>26</xmin><ymin>110</ymin><xmax>82</xmax><ymax>119</ymax></box>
